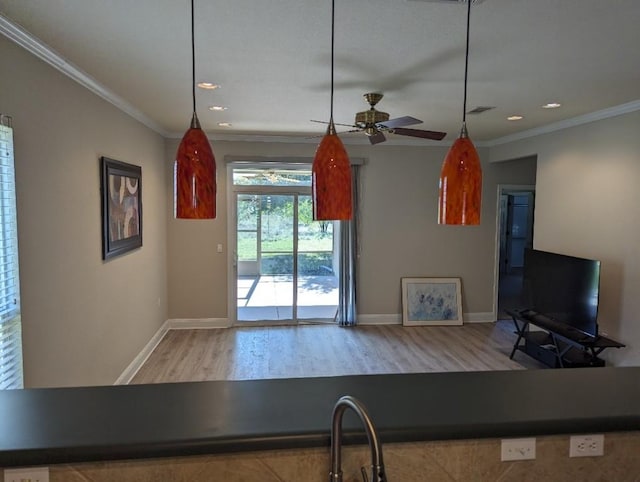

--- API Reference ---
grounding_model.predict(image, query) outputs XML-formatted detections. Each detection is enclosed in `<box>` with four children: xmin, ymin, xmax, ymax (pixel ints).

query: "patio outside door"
<box><xmin>233</xmin><ymin>166</ymin><xmax>338</xmax><ymax>324</ymax></box>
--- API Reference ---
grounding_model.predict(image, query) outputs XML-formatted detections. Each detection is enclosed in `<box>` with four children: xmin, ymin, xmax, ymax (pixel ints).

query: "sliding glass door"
<box><xmin>296</xmin><ymin>194</ymin><xmax>337</xmax><ymax>320</ymax></box>
<box><xmin>232</xmin><ymin>165</ymin><xmax>338</xmax><ymax>324</ymax></box>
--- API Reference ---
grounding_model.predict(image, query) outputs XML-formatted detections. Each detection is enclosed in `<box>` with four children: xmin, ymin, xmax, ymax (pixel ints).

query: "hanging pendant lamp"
<box><xmin>312</xmin><ymin>0</ymin><xmax>352</xmax><ymax>221</ymax></box>
<box><xmin>438</xmin><ymin>0</ymin><xmax>482</xmax><ymax>226</ymax></box>
<box><xmin>175</xmin><ymin>0</ymin><xmax>216</xmax><ymax>219</ymax></box>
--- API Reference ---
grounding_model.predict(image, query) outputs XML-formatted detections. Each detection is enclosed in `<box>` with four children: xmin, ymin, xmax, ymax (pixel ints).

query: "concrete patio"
<box><xmin>237</xmin><ymin>275</ymin><xmax>338</xmax><ymax>322</ymax></box>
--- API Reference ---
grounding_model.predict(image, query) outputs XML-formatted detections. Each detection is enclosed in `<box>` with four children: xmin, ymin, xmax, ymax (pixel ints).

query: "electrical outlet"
<box><xmin>569</xmin><ymin>434</ymin><xmax>604</xmax><ymax>457</ymax></box>
<box><xmin>4</xmin><ymin>467</ymin><xmax>49</xmax><ymax>482</ymax></box>
<box><xmin>501</xmin><ymin>437</ymin><xmax>536</xmax><ymax>461</ymax></box>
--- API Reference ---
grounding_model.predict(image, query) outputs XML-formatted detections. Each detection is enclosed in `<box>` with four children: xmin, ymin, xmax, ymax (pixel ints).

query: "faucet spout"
<box><xmin>329</xmin><ymin>395</ymin><xmax>387</xmax><ymax>482</ymax></box>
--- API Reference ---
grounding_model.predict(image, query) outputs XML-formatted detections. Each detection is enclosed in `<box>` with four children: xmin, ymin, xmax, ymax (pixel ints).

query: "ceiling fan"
<box><xmin>312</xmin><ymin>93</ymin><xmax>447</xmax><ymax>145</ymax></box>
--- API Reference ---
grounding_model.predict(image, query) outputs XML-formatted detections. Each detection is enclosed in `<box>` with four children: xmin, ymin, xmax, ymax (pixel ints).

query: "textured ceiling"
<box><xmin>1</xmin><ymin>0</ymin><xmax>639</xmax><ymax>142</ymax></box>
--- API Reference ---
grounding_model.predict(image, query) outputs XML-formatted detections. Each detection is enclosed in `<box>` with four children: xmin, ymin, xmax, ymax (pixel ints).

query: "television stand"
<box><xmin>505</xmin><ymin>309</ymin><xmax>625</xmax><ymax>368</ymax></box>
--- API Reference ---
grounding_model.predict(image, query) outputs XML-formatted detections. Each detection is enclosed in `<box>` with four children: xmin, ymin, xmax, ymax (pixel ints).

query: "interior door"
<box><xmin>504</xmin><ymin>193</ymin><xmax>534</xmax><ymax>273</ymax></box>
<box><xmin>497</xmin><ymin>189</ymin><xmax>535</xmax><ymax>317</ymax></box>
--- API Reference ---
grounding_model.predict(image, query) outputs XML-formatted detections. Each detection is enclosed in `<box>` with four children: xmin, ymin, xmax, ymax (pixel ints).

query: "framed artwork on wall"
<box><xmin>101</xmin><ymin>157</ymin><xmax>142</xmax><ymax>260</ymax></box>
<box><xmin>401</xmin><ymin>277</ymin><xmax>463</xmax><ymax>326</ymax></box>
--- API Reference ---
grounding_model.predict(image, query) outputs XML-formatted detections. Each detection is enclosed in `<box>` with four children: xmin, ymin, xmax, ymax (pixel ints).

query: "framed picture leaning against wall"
<box><xmin>401</xmin><ymin>277</ymin><xmax>463</xmax><ymax>326</ymax></box>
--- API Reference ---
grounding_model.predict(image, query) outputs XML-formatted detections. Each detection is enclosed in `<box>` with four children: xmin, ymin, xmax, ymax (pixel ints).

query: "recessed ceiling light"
<box><xmin>507</xmin><ymin>115</ymin><xmax>524</xmax><ymax>121</ymax></box>
<box><xmin>542</xmin><ymin>102</ymin><xmax>562</xmax><ymax>109</ymax></box>
<box><xmin>197</xmin><ymin>82</ymin><xmax>220</xmax><ymax>90</ymax></box>
<box><xmin>217</xmin><ymin>122</ymin><xmax>232</xmax><ymax>127</ymax></box>
<box><xmin>208</xmin><ymin>106</ymin><xmax>228</xmax><ymax>111</ymax></box>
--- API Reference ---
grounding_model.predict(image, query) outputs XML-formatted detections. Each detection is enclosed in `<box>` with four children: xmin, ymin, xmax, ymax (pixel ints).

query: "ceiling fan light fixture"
<box><xmin>175</xmin><ymin>0</ymin><xmax>217</xmax><ymax>219</ymax></box>
<box><xmin>364</xmin><ymin>126</ymin><xmax>378</xmax><ymax>137</ymax></box>
<box><xmin>312</xmin><ymin>0</ymin><xmax>353</xmax><ymax>221</ymax></box>
<box><xmin>438</xmin><ymin>0</ymin><xmax>482</xmax><ymax>226</ymax></box>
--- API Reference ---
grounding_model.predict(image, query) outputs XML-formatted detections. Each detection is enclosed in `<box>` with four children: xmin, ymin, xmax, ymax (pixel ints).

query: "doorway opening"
<box><xmin>230</xmin><ymin>164</ymin><xmax>339</xmax><ymax>324</ymax></box>
<box><xmin>496</xmin><ymin>185</ymin><xmax>535</xmax><ymax>319</ymax></box>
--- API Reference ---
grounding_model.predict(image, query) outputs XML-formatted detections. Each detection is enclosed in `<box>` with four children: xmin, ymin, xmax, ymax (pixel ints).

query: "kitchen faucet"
<box><xmin>329</xmin><ymin>395</ymin><xmax>387</xmax><ymax>482</ymax></box>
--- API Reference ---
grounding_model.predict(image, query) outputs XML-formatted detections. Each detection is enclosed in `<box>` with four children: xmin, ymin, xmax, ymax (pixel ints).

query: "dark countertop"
<box><xmin>1</xmin><ymin>367</ymin><xmax>639</xmax><ymax>467</ymax></box>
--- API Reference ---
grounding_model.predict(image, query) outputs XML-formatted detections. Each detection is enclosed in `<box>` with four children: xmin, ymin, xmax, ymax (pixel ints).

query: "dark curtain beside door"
<box><xmin>336</xmin><ymin>164</ymin><xmax>360</xmax><ymax>326</ymax></box>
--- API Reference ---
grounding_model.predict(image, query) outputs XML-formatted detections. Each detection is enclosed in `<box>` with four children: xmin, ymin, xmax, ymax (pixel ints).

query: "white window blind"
<box><xmin>0</xmin><ymin>118</ymin><xmax>23</xmax><ymax>390</ymax></box>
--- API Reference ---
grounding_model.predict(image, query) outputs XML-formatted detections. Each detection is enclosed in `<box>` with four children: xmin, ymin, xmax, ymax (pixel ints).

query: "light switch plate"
<box><xmin>501</xmin><ymin>437</ymin><xmax>536</xmax><ymax>461</ymax></box>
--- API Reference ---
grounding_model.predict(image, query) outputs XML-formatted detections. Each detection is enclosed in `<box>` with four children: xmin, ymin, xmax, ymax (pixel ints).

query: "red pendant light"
<box><xmin>312</xmin><ymin>0</ymin><xmax>352</xmax><ymax>221</ymax></box>
<box><xmin>438</xmin><ymin>0</ymin><xmax>482</xmax><ymax>226</ymax></box>
<box><xmin>313</xmin><ymin>121</ymin><xmax>352</xmax><ymax>220</ymax></box>
<box><xmin>175</xmin><ymin>0</ymin><xmax>216</xmax><ymax>219</ymax></box>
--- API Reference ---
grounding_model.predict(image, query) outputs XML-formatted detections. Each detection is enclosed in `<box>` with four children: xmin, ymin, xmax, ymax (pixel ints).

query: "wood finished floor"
<box><xmin>130</xmin><ymin>321</ymin><xmax>544</xmax><ymax>384</ymax></box>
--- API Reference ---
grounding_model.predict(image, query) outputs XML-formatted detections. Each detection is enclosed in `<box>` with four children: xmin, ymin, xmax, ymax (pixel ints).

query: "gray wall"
<box><xmin>0</xmin><ymin>36</ymin><xmax>168</xmax><ymax>387</ymax></box>
<box><xmin>490</xmin><ymin>110</ymin><xmax>640</xmax><ymax>365</ymax></box>
<box><xmin>165</xmin><ymin>139</ymin><xmax>537</xmax><ymax>321</ymax></box>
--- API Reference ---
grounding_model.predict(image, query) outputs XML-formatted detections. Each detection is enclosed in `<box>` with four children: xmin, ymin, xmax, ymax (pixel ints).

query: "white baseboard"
<box><xmin>464</xmin><ymin>312</ymin><xmax>496</xmax><ymax>323</ymax></box>
<box><xmin>357</xmin><ymin>314</ymin><xmax>402</xmax><ymax>325</ymax></box>
<box><xmin>114</xmin><ymin>319</ymin><xmax>170</xmax><ymax>385</ymax></box>
<box><xmin>167</xmin><ymin>318</ymin><xmax>230</xmax><ymax>329</ymax></box>
<box><xmin>358</xmin><ymin>312</ymin><xmax>495</xmax><ymax>325</ymax></box>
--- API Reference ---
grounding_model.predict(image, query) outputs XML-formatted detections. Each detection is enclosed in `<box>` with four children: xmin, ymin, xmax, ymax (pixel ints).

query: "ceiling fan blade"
<box><xmin>391</xmin><ymin>127</ymin><xmax>447</xmax><ymax>141</ymax></box>
<box><xmin>377</xmin><ymin>116</ymin><xmax>422</xmax><ymax>129</ymax></box>
<box><xmin>368</xmin><ymin>131</ymin><xmax>386</xmax><ymax>145</ymax></box>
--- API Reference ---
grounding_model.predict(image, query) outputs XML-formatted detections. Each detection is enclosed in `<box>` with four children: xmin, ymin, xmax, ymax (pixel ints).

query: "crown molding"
<box><xmin>487</xmin><ymin>100</ymin><xmax>640</xmax><ymax>147</ymax></box>
<box><xmin>0</xmin><ymin>13</ymin><xmax>169</xmax><ymax>137</ymax></box>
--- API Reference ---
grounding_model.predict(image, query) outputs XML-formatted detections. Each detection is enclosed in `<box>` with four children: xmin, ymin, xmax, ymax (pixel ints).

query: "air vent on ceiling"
<box><xmin>406</xmin><ymin>0</ymin><xmax>487</xmax><ymax>4</ymax></box>
<box><xmin>467</xmin><ymin>106</ymin><xmax>495</xmax><ymax>114</ymax></box>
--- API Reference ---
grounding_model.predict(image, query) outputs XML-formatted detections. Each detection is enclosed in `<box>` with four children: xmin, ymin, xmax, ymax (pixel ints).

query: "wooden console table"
<box><xmin>506</xmin><ymin>309</ymin><xmax>625</xmax><ymax>368</ymax></box>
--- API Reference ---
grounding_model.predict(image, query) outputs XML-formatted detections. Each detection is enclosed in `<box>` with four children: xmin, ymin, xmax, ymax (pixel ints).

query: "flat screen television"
<box><xmin>523</xmin><ymin>248</ymin><xmax>601</xmax><ymax>338</ymax></box>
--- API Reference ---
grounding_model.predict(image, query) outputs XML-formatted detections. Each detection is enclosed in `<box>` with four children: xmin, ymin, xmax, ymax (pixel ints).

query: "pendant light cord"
<box><xmin>462</xmin><ymin>0</ymin><xmax>471</xmax><ymax>124</ymax></box>
<box><xmin>330</xmin><ymin>0</ymin><xmax>335</xmax><ymax>123</ymax></box>
<box><xmin>191</xmin><ymin>0</ymin><xmax>196</xmax><ymax>114</ymax></box>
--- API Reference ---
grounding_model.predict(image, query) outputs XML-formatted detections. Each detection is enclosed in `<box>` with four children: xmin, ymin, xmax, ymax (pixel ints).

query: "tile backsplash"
<box><xmin>8</xmin><ymin>431</ymin><xmax>640</xmax><ymax>482</ymax></box>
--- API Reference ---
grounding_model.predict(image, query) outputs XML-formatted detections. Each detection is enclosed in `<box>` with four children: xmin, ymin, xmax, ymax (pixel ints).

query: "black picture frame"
<box><xmin>100</xmin><ymin>157</ymin><xmax>142</xmax><ymax>260</ymax></box>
